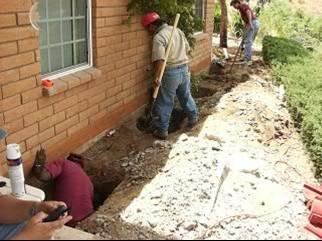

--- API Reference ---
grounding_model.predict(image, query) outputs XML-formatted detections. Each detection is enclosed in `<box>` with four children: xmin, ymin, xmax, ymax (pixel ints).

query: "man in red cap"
<box><xmin>141</xmin><ymin>12</ymin><xmax>198</xmax><ymax>140</ymax></box>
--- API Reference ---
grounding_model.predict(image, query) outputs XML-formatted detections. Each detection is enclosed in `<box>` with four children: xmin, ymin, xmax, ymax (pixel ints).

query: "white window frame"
<box><xmin>39</xmin><ymin>0</ymin><xmax>93</xmax><ymax>80</ymax></box>
<box><xmin>194</xmin><ymin>0</ymin><xmax>206</xmax><ymax>35</ymax></box>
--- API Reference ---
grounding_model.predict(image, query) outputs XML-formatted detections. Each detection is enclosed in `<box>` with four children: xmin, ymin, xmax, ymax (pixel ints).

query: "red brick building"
<box><xmin>0</xmin><ymin>0</ymin><xmax>214</xmax><ymax>175</ymax></box>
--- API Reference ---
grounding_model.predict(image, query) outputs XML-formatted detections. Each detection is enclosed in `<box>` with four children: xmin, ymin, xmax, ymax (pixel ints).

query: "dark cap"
<box><xmin>0</xmin><ymin>128</ymin><xmax>7</xmax><ymax>140</ymax></box>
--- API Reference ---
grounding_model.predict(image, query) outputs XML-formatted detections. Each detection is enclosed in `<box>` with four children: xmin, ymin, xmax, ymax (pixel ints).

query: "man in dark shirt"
<box><xmin>33</xmin><ymin>150</ymin><xmax>94</xmax><ymax>227</ymax></box>
<box><xmin>231</xmin><ymin>0</ymin><xmax>260</xmax><ymax>65</ymax></box>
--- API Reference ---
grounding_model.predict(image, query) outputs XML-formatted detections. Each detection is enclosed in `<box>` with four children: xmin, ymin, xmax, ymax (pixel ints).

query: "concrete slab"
<box><xmin>54</xmin><ymin>226</ymin><xmax>97</xmax><ymax>240</ymax></box>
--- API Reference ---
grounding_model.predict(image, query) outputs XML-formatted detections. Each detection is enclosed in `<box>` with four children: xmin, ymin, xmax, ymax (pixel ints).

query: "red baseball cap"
<box><xmin>141</xmin><ymin>12</ymin><xmax>160</xmax><ymax>28</ymax></box>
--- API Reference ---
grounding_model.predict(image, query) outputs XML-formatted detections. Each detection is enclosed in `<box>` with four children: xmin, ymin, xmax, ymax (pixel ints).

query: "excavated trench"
<box><xmin>77</xmin><ymin>63</ymin><xmax>255</xmax><ymax>235</ymax></box>
<box><xmin>86</xmin><ymin>86</ymin><xmax>219</xmax><ymax>210</ymax></box>
<box><xmin>78</xmin><ymin>85</ymin><xmax>221</xmax><ymax>220</ymax></box>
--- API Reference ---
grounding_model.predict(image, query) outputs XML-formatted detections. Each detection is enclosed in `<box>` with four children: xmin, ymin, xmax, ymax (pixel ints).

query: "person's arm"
<box><xmin>245</xmin><ymin>9</ymin><xmax>254</xmax><ymax>30</ymax></box>
<box><xmin>34</xmin><ymin>167</ymin><xmax>52</xmax><ymax>182</ymax></box>
<box><xmin>152</xmin><ymin>36</ymin><xmax>167</xmax><ymax>89</ymax></box>
<box><xmin>0</xmin><ymin>195</ymin><xmax>38</xmax><ymax>224</ymax></box>
<box><xmin>153</xmin><ymin>60</ymin><xmax>164</xmax><ymax>89</ymax></box>
<box><xmin>180</xmin><ymin>29</ymin><xmax>191</xmax><ymax>55</ymax></box>
<box><xmin>10</xmin><ymin>212</ymin><xmax>72</xmax><ymax>240</ymax></box>
<box><xmin>0</xmin><ymin>195</ymin><xmax>68</xmax><ymax>224</ymax></box>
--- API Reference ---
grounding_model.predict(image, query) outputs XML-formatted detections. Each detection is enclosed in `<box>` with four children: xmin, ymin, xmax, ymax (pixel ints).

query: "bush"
<box><xmin>213</xmin><ymin>3</ymin><xmax>221</xmax><ymax>34</ymax></box>
<box><xmin>230</xmin><ymin>11</ymin><xmax>244</xmax><ymax>38</ymax></box>
<box><xmin>191</xmin><ymin>74</ymin><xmax>202</xmax><ymax>98</ymax></box>
<box><xmin>258</xmin><ymin>0</ymin><xmax>321</xmax><ymax>49</ymax></box>
<box><xmin>127</xmin><ymin>0</ymin><xmax>203</xmax><ymax>49</ymax></box>
<box><xmin>262</xmin><ymin>36</ymin><xmax>309</xmax><ymax>64</ymax></box>
<box><xmin>272</xmin><ymin>46</ymin><xmax>322</xmax><ymax>177</ymax></box>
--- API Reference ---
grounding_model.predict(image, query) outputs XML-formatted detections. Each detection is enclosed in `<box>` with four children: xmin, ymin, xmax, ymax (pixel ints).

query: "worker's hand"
<box><xmin>10</xmin><ymin>212</ymin><xmax>72</xmax><ymax>240</ymax></box>
<box><xmin>245</xmin><ymin>23</ymin><xmax>254</xmax><ymax>30</ymax></box>
<box><xmin>38</xmin><ymin>201</ymin><xmax>67</xmax><ymax>215</ymax></box>
<box><xmin>153</xmin><ymin>78</ymin><xmax>161</xmax><ymax>90</ymax></box>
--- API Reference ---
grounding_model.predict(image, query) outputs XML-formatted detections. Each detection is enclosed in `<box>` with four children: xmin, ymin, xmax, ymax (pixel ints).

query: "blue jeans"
<box><xmin>244</xmin><ymin>19</ymin><xmax>260</xmax><ymax>61</ymax></box>
<box><xmin>0</xmin><ymin>223</ymin><xmax>26</xmax><ymax>240</ymax></box>
<box><xmin>152</xmin><ymin>65</ymin><xmax>198</xmax><ymax>134</ymax></box>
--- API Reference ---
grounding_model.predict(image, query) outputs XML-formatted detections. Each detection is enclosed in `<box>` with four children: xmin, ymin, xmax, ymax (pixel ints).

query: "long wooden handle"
<box><xmin>153</xmin><ymin>14</ymin><xmax>181</xmax><ymax>99</ymax></box>
<box><xmin>229</xmin><ymin>40</ymin><xmax>243</xmax><ymax>73</ymax></box>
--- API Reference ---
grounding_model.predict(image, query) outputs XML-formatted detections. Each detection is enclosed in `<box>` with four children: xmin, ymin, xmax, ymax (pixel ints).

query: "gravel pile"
<box><xmin>80</xmin><ymin>74</ymin><xmax>317</xmax><ymax>240</ymax></box>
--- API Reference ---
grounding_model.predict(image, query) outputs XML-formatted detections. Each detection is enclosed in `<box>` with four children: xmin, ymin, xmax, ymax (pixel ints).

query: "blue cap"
<box><xmin>0</xmin><ymin>128</ymin><xmax>7</xmax><ymax>140</ymax></box>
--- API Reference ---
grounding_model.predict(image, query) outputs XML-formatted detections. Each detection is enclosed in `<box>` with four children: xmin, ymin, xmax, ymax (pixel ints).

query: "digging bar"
<box><xmin>229</xmin><ymin>32</ymin><xmax>246</xmax><ymax>74</ymax></box>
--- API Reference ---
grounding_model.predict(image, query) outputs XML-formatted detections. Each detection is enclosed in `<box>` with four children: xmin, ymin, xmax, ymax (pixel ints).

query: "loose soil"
<box><xmin>76</xmin><ymin>53</ymin><xmax>318</xmax><ymax>239</ymax></box>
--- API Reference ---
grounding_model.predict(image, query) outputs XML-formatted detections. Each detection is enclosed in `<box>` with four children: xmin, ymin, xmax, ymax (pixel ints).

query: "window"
<box><xmin>38</xmin><ymin>0</ymin><xmax>92</xmax><ymax>77</ymax></box>
<box><xmin>194</xmin><ymin>0</ymin><xmax>205</xmax><ymax>33</ymax></box>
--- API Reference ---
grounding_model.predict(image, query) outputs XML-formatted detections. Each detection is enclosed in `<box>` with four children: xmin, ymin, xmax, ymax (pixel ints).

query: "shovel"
<box><xmin>229</xmin><ymin>32</ymin><xmax>246</xmax><ymax>74</ymax></box>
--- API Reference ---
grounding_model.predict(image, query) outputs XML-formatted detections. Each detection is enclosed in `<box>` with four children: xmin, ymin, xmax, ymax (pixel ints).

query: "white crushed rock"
<box><xmin>119</xmin><ymin>77</ymin><xmax>317</xmax><ymax>240</ymax></box>
<box><xmin>80</xmin><ymin>74</ymin><xmax>318</xmax><ymax>240</ymax></box>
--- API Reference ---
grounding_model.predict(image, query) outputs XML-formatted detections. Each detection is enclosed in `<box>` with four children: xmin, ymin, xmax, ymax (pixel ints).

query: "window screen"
<box><xmin>38</xmin><ymin>0</ymin><xmax>89</xmax><ymax>76</ymax></box>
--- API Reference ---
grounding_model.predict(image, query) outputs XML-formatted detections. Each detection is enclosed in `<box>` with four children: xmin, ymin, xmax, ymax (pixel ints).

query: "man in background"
<box><xmin>230</xmin><ymin>0</ymin><xmax>260</xmax><ymax>65</ymax></box>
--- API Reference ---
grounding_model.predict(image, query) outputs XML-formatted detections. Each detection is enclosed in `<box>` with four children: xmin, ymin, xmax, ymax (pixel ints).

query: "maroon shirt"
<box><xmin>45</xmin><ymin>159</ymin><xmax>94</xmax><ymax>226</ymax></box>
<box><xmin>239</xmin><ymin>3</ymin><xmax>256</xmax><ymax>24</ymax></box>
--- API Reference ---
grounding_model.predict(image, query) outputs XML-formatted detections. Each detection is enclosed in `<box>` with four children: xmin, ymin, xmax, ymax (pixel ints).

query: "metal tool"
<box><xmin>229</xmin><ymin>33</ymin><xmax>246</xmax><ymax>73</ymax></box>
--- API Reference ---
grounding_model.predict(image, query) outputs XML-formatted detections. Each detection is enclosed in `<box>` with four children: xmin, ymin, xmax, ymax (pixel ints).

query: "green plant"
<box><xmin>262</xmin><ymin>36</ymin><xmax>309</xmax><ymax>64</ymax></box>
<box><xmin>191</xmin><ymin>73</ymin><xmax>202</xmax><ymax>97</ymax></box>
<box><xmin>230</xmin><ymin>12</ymin><xmax>244</xmax><ymax>38</ymax></box>
<box><xmin>258</xmin><ymin>0</ymin><xmax>321</xmax><ymax>49</ymax></box>
<box><xmin>127</xmin><ymin>0</ymin><xmax>204</xmax><ymax>49</ymax></box>
<box><xmin>213</xmin><ymin>3</ymin><xmax>221</xmax><ymax>34</ymax></box>
<box><xmin>272</xmin><ymin>47</ymin><xmax>322</xmax><ymax>177</ymax></box>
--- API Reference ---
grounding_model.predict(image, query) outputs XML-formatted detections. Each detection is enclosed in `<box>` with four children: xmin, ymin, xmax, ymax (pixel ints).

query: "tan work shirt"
<box><xmin>152</xmin><ymin>24</ymin><xmax>190</xmax><ymax>67</ymax></box>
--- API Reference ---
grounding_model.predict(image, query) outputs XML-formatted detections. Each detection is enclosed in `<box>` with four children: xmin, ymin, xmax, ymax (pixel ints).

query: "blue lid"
<box><xmin>0</xmin><ymin>128</ymin><xmax>7</xmax><ymax>140</ymax></box>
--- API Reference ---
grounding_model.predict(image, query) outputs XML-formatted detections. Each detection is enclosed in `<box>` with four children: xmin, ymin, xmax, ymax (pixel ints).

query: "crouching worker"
<box><xmin>32</xmin><ymin>149</ymin><xmax>94</xmax><ymax>227</ymax></box>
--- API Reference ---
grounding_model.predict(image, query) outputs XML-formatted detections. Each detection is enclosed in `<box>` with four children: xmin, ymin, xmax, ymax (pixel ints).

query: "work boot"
<box><xmin>152</xmin><ymin>130</ymin><xmax>168</xmax><ymax>140</ymax></box>
<box><xmin>240</xmin><ymin>60</ymin><xmax>252</xmax><ymax>66</ymax></box>
<box><xmin>187</xmin><ymin>119</ymin><xmax>198</xmax><ymax>130</ymax></box>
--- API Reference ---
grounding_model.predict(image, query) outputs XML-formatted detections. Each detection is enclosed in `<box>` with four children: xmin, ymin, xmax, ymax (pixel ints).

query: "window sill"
<box><xmin>42</xmin><ymin>67</ymin><xmax>102</xmax><ymax>97</ymax></box>
<box><xmin>194</xmin><ymin>32</ymin><xmax>209</xmax><ymax>41</ymax></box>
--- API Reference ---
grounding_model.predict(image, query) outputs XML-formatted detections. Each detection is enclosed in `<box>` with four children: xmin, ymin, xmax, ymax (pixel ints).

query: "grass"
<box><xmin>268</xmin><ymin>42</ymin><xmax>322</xmax><ymax>177</ymax></box>
<box><xmin>260</xmin><ymin>0</ymin><xmax>322</xmax><ymax>177</ymax></box>
<box><xmin>258</xmin><ymin>0</ymin><xmax>322</xmax><ymax>49</ymax></box>
<box><xmin>262</xmin><ymin>36</ymin><xmax>309</xmax><ymax>64</ymax></box>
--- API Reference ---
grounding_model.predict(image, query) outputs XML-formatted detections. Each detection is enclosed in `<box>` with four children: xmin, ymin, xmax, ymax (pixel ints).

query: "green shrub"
<box><xmin>262</xmin><ymin>36</ymin><xmax>309</xmax><ymax>64</ymax></box>
<box><xmin>259</xmin><ymin>0</ymin><xmax>321</xmax><ymax>49</ymax></box>
<box><xmin>127</xmin><ymin>0</ymin><xmax>203</xmax><ymax>49</ymax></box>
<box><xmin>213</xmin><ymin>3</ymin><xmax>221</xmax><ymax>34</ymax></box>
<box><xmin>191</xmin><ymin>74</ymin><xmax>202</xmax><ymax>98</ymax></box>
<box><xmin>273</xmin><ymin>47</ymin><xmax>322</xmax><ymax>177</ymax></box>
<box><xmin>230</xmin><ymin>11</ymin><xmax>244</xmax><ymax>38</ymax></box>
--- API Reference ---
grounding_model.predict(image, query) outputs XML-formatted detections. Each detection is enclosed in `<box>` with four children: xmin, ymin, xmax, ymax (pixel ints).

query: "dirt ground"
<box><xmin>75</xmin><ymin>49</ymin><xmax>318</xmax><ymax>239</ymax></box>
<box><xmin>293</xmin><ymin>0</ymin><xmax>322</xmax><ymax>17</ymax></box>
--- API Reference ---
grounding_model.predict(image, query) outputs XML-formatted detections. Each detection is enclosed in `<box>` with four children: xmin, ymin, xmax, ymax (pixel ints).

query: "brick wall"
<box><xmin>191</xmin><ymin>0</ymin><xmax>215</xmax><ymax>72</ymax></box>
<box><xmin>0</xmin><ymin>0</ymin><xmax>214</xmax><ymax>176</ymax></box>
